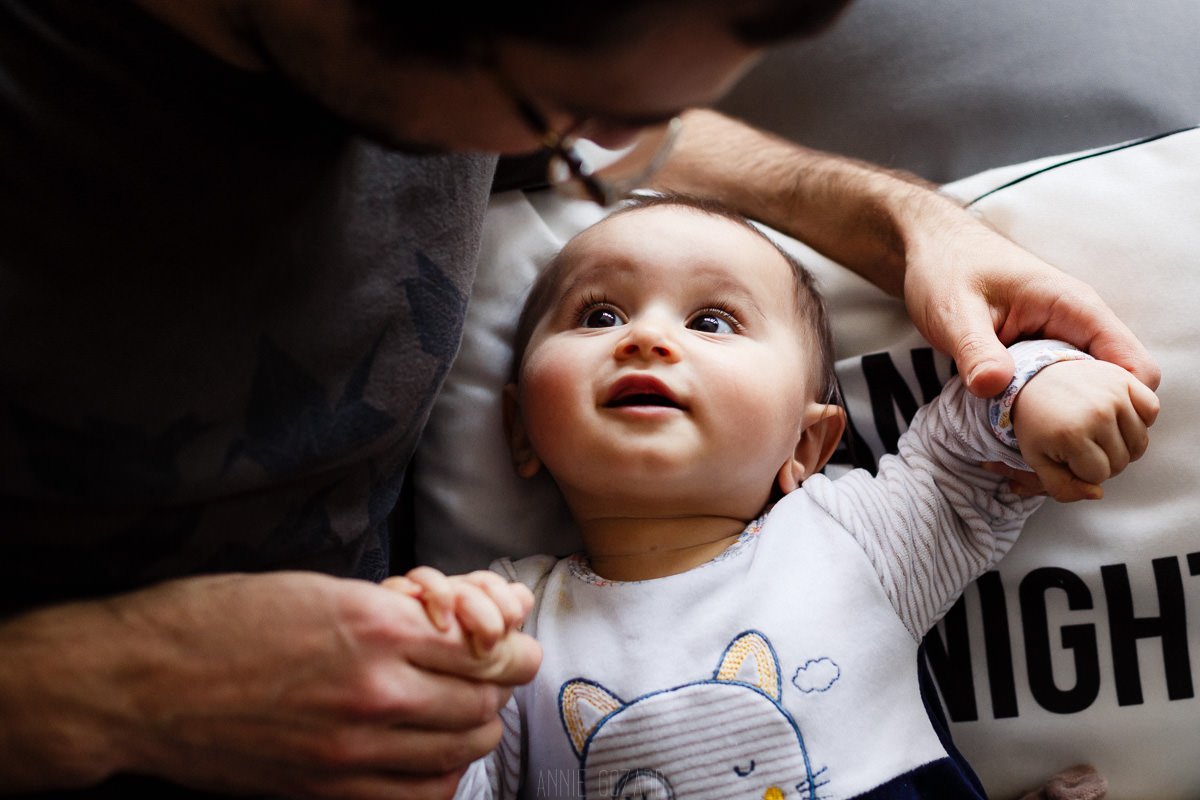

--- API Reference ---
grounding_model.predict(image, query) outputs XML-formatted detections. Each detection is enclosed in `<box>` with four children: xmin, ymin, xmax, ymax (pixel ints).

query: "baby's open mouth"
<box><xmin>604</xmin><ymin>376</ymin><xmax>685</xmax><ymax>410</ymax></box>
<box><xmin>606</xmin><ymin>392</ymin><xmax>681</xmax><ymax>408</ymax></box>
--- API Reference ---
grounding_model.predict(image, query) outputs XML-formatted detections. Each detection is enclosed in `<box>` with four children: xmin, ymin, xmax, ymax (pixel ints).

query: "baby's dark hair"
<box><xmin>509</xmin><ymin>193</ymin><xmax>839</xmax><ymax>407</ymax></box>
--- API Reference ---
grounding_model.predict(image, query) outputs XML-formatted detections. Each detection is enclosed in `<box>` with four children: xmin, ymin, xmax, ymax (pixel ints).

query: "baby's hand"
<box><xmin>1008</xmin><ymin>359</ymin><xmax>1159</xmax><ymax>501</ymax></box>
<box><xmin>390</xmin><ymin>566</ymin><xmax>535</xmax><ymax>655</ymax></box>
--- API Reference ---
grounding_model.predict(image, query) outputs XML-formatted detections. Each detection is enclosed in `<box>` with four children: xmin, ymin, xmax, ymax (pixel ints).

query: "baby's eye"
<box><xmin>687</xmin><ymin>310</ymin><xmax>736</xmax><ymax>334</ymax></box>
<box><xmin>582</xmin><ymin>307</ymin><xmax>624</xmax><ymax>329</ymax></box>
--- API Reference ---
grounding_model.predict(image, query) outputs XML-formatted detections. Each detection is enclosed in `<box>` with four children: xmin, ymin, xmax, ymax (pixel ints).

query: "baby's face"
<box><xmin>515</xmin><ymin>206</ymin><xmax>819</xmax><ymax>517</ymax></box>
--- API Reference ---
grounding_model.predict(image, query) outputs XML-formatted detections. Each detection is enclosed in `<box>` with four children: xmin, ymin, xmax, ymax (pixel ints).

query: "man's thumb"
<box><xmin>953</xmin><ymin>330</ymin><xmax>1014</xmax><ymax>398</ymax></box>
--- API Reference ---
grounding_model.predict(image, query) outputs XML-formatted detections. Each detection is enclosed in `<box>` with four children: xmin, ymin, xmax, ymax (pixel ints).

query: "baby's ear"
<box><xmin>503</xmin><ymin>383</ymin><xmax>542</xmax><ymax>479</ymax></box>
<box><xmin>776</xmin><ymin>402</ymin><xmax>846</xmax><ymax>495</ymax></box>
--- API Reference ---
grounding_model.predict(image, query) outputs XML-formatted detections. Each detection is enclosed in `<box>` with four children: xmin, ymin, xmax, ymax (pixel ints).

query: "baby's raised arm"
<box><xmin>392</xmin><ymin>567</ymin><xmax>535</xmax><ymax>656</ymax></box>
<box><xmin>1005</xmin><ymin>357</ymin><xmax>1159</xmax><ymax>501</ymax></box>
<box><xmin>804</xmin><ymin>338</ymin><xmax>1158</xmax><ymax>640</ymax></box>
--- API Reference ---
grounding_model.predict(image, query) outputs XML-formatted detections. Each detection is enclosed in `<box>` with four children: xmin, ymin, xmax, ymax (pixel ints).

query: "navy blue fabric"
<box><xmin>851</xmin><ymin>756</ymin><xmax>988</xmax><ymax>799</ymax></box>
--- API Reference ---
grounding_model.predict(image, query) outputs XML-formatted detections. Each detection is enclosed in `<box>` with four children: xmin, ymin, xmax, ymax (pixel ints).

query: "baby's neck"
<box><xmin>578</xmin><ymin>514</ymin><xmax>751</xmax><ymax>582</ymax></box>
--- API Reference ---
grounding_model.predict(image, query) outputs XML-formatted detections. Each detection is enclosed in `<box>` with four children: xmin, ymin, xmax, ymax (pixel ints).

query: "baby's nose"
<box><xmin>615</xmin><ymin>322</ymin><xmax>678</xmax><ymax>361</ymax></box>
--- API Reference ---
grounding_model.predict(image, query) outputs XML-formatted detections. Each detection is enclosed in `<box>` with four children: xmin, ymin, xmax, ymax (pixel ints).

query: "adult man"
<box><xmin>0</xmin><ymin>1</ymin><xmax>1157</xmax><ymax>798</ymax></box>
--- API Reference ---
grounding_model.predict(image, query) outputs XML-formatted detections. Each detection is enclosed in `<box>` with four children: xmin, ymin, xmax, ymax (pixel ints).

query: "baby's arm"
<box><xmin>393</xmin><ymin>567</ymin><xmax>534</xmax><ymax>656</ymax></box>
<box><xmin>1002</xmin><ymin>357</ymin><xmax>1159</xmax><ymax>502</ymax></box>
<box><xmin>803</xmin><ymin>339</ymin><xmax>1157</xmax><ymax>639</ymax></box>
<box><xmin>395</xmin><ymin>566</ymin><xmax>537</xmax><ymax>799</ymax></box>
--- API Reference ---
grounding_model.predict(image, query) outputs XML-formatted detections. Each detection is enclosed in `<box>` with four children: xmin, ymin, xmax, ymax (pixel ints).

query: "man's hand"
<box><xmin>651</xmin><ymin>109</ymin><xmax>1161</xmax><ymax>400</ymax></box>
<box><xmin>0</xmin><ymin>571</ymin><xmax>541</xmax><ymax>799</ymax></box>
<box><xmin>901</xmin><ymin>208</ymin><xmax>1162</xmax><ymax>398</ymax></box>
<box><xmin>389</xmin><ymin>566</ymin><xmax>535</xmax><ymax>657</ymax></box>
<box><xmin>1005</xmin><ymin>359</ymin><xmax>1159</xmax><ymax>501</ymax></box>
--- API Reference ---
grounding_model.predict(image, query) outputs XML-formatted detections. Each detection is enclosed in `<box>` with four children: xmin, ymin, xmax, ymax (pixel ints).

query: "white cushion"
<box><xmin>412</xmin><ymin>127</ymin><xmax>1200</xmax><ymax>798</ymax></box>
<box><xmin>927</xmin><ymin>128</ymin><xmax>1200</xmax><ymax>800</ymax></box>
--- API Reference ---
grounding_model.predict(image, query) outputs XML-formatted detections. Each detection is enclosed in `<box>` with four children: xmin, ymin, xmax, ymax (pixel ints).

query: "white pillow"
<box><xmin>926</xmin><ymin>127</ymin><xmax>1200</xmax><ymax>800</ymax></box>
<box><xmin>412</xmin><ymin>127</ymin><xmax>1200</xmax><ymax>799</ymax></box>
<box><xmin>412</xmin><ymin>191</ymin><xmax>598</xmax><ymax>570</ymax></box>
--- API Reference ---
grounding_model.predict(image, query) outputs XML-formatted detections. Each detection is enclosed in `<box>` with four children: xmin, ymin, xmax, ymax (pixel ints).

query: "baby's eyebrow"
<box><xmin>556</xmin><ymin>272</ymin><xmax>602</xmax><ymax>300</ymax></box>
<box><xmin>557</xmin><ymin>260</ymin><xmax>631</xmax><ymax>294</ymax></box>
<box><xmin>688</xmin><ymin>270</ymin><xmax>768</xmax><ymax>318</ymax></box>
<box><xmin>555</xmin><ymin>260</ymin><xmax>769</xmax><ymax>318</ymax></box>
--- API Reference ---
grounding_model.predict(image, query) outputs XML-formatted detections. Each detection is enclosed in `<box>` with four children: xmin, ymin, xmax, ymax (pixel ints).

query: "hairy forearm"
<box><xmin>0</xmin><ymin>571</ymin><xmax>542</xmax><ymax>797</ymax></box>
<box><xmin>651</xmin><ymin>108</ymin><xmax>957</xmax><ymax>297</ymax></box>
<box><xmin>0</xmin><ymin>600</ymin><xmax>137</xmax><ymax>792</ymax></box>
<box><xmin>652</xmin><ymin>110</ymin><xmax>1161</xmax><ymax>400</ymax></box>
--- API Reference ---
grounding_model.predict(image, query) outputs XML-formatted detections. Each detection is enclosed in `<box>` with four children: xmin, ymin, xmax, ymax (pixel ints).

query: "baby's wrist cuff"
<box><xmin>988</xmin><ymin>340</ymin><xmax>1095</xmax><ymax>448</ymax></box>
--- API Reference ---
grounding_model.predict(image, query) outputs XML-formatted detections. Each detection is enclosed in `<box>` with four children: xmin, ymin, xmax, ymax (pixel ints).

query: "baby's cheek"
<box><xmin>519</xmin><ymin>364</ymin><xmax>589</xmax><ymax>455</ymax></box>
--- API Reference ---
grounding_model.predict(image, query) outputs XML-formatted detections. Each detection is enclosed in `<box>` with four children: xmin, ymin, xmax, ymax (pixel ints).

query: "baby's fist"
<box><xmin>1012</xmin><ymin>359</ymin><xmax>1159</xmax><ymax>502</ymax></box>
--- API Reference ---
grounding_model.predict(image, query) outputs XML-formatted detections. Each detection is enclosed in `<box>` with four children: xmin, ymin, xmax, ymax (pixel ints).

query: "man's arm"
<box><xmin>0</xmin><ymin>572</ymin><xmax>539</xmax><ymax>798</ymax></box>
<box><xmin>650</xmin><ymin>109</ymin><xmax>1161</xmax><ymax>398</ymax></box>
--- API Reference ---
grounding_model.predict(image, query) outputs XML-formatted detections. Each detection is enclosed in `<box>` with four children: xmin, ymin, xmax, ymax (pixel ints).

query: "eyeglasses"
<box><xmin>493</xmin><ymin>70</ymin><xmax>681</xmax><ymax>207</ymax></box>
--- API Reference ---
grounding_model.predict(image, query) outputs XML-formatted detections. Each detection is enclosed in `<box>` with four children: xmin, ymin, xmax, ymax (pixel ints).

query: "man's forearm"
<box><xmin>651</xmin><ymin>109</ymin><xmax>1161</xmax><ymax>401</ymax></box>
<box><xmin>0</xmin><ymin>600</ymin><xmax>132</xmax><ymax>792</ymax></box>
<box><xmin>651</xmin><ymin>107</ymin><xmax>953</xmax><ymax>297</ymax></box>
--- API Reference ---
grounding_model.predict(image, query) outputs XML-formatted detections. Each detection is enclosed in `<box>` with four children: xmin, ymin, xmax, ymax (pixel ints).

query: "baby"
<box><xmin>401</xmin><ymin>194</ymin><xmax>1157</xmax><ymax>799</ymax></box>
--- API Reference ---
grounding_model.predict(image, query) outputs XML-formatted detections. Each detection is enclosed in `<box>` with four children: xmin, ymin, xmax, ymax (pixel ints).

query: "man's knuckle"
<box><xmin>432</xmin><ymin>725</ymin><xmax>496</xmax><ymax>773</ymax></box>
<box><xmin>314</xmin><ymin>727</ymin><xmax>370</xmax><ymax>769</ymax></box>
<box><xmin>467</xmin><ymin>683</ymin><xmax>503</xmax><ymax>724</ymax></box>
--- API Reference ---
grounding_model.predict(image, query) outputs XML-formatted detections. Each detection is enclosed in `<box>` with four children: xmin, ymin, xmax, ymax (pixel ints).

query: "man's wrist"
<box><xmin>0</xmin><ymin>600</ymin><xmax>142</xmax><ymax>790</ymax></box>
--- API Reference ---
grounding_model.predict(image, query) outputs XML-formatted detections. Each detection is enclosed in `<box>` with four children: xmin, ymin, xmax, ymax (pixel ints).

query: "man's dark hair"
<box><xmin>352</xmin><ymin>0</ymin><xmax>852</xmax><ymax>63</ymax></box>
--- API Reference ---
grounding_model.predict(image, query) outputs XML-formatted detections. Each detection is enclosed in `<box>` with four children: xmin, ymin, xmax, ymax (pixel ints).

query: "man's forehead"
<box><xmin>492</xmin><ymin>14</ymin><xmax>761</xmax><ymax>123</ymax></box>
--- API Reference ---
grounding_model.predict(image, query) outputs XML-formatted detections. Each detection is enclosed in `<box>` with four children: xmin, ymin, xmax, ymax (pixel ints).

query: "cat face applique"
<box><xmin>558</xmin><ymin>630</ymin><xmax>828</xmax><ymax>799</ymax></box>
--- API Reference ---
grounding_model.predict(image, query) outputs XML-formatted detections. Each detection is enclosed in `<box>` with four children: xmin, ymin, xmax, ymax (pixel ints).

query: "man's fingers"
<box><xmin>959</xmin><ymin>343</ymin><xmax>1015</xmax><ymax>398</ymax></box>
<box><xmin>242</xmin><ymin>712</ymin><xmax>504</xmax><ymax>771</ymax></box>
<box><xmin>980</xmin><ymin>462</ymin><xmax>1044</xmax><ymax>496</ymax></box>
<box><xmin>468</xmin><ymin>630</ymin><xmax>542</xmax><ymax>686</ymax></box>
<box><xmin>379</xmin><ymin>575</ymin><xmax>422</xmax><ymax>598</ymax></box>
<box><xmin>411</xmin><ymin>628</ymin><xmax>543</xmax><ymax>687</ymax></box>
<box><xmin>302</xmin><ymin>769</ymin><xmax>466</xmax><ymax>800</ymax></box>
<box><xmin>358</xmin><ymin>660</ymin><xmax>514</xmax><ymax>730</ymax></box>
<box><xmin>158</xmin><ymin>730</ymin><xmax>473</xmax><ymax>800</ymax></box>
<box><xmin>320</xmin><ymin>719</ymin><xmax>503</xmax><ymax>773</ymax></box>
<box><xmin>1087</xmin><ymin>328</ymin><xmax>1162</xmax><ymax>392</ymax></box>
<box><xmin>939</xmin><ymin>301</ymin><xmax>1015</xmax><ymax>397</ymax></box>
<box><xmin>1031</xmin><ymin>460</ymin><xmax>1103</xmax><ymax>502</ymax></box>
<box><xmin>1037</xmin><ymin>277</ymin><xmax>1161</xmax><ymax>392</ymax></box>
<box><xmin>1128</xmin><ymin>376</ymin><xmax>1161</xmax><ymax>427</ymax></box>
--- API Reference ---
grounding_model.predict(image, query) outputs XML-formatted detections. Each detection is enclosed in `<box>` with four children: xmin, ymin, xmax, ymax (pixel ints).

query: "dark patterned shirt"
<box><xmin>0</xmin><ymin>0</ymin><xmax>495</xmax><ymax>619</ymax></box>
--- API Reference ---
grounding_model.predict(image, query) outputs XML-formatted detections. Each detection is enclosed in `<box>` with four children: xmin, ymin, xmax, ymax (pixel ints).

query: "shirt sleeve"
<box><xmin>453</xmin><ymin>693</ymin><xmax>523</xmax><ymax>799</ymax></box>
<box><xmin>451</xmin><ymin>554</ymin><xmax>562</xmax><ymax>798</ymax></box>
<box><xmin>802</xmin><ymin>339</ymin><xmax>1090</xmax><ymax>640</ymax></box>
<box><xmin>988</xmin><ymin>338</ymin><xmax>1095</xmax><ymax>448</ymax></box>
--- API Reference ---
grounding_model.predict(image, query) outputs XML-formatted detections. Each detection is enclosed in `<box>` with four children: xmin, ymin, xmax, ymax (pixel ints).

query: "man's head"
<box><xmin>137</xmin><ymin>0</ymin><xmax>851</xmax><ymax>155</ymax></box>
<box><xmin>350</xmin><ymin>1</ymin><xmax>852</xmax><ymax>64</ymax></box>
<box><xmin>505</xmin><ymin>195</ymin><xmax>846</xmax><ymax>522</ymax></box>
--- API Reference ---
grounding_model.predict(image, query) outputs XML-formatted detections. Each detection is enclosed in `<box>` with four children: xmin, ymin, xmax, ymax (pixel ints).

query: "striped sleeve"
<box><xmin>802</xmin><ymin>342</ymin><xmax>1082</xmax><ymax>639</ymax></box>
<box><xmin>452</xmin><ymin>556</ymin><xmax>560</xmax><ymax>798</ymax></box>
<box><xmin>453</xmin><ymin>690</ymin><xmax>523</xmax><ymax>799</ymax></box>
